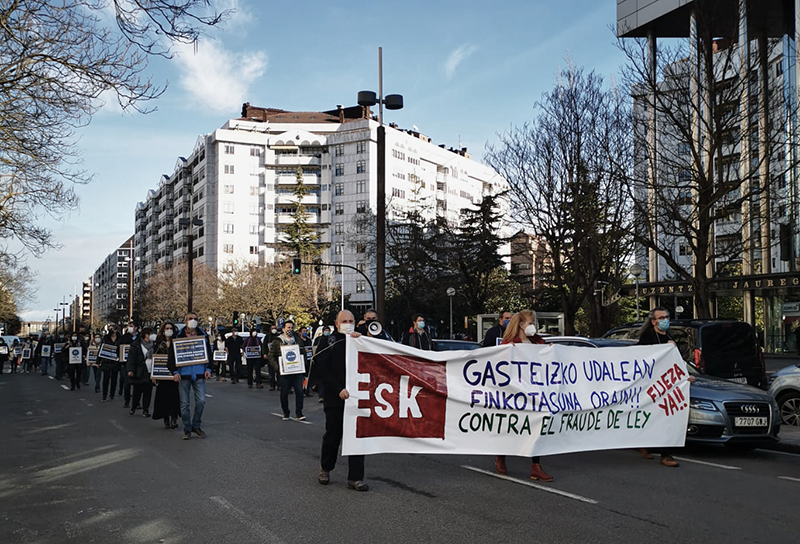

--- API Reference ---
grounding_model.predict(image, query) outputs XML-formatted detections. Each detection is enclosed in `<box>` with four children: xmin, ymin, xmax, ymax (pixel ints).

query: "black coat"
<box><xmin>126</xmin><ymin>337</ymin><xmax>153</xmax><ymax>385</ymax></box>
<box><xmin>482</xmin><ymin>324</ymin><xmax>506</xmax><ymax>347</ymax></box>
<box><xmin>315</xmin><ymin>331</ymin><xmax>350</xmax><ymax>408</ymax></box>
<box><xmin>637</xmin><ymin>327</ymin><xmax>674</xmax><ymax>346</ymax></box>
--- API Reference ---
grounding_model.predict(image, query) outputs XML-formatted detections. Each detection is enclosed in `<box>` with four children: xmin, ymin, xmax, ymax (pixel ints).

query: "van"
<box><xmin>603</xmin><ymin>320</ymin><xmax>767</xmax><ymax>389</ymax></box>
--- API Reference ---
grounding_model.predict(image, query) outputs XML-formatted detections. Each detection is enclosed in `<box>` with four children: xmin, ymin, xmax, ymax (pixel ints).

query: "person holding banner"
<box><xmin>61</xmin><ymin>333</ymin><xmax>87</xmax><ymax>391</ymax></box>
<box><xmin>267</xmin><ymin>320</ymin><xmax>306</xmax><ymax>420</ymax></box>
<box><xmin>494</xmin><ymin>310</ymin><xmax>554</xmax><ymax>482</ymax></box>
<box><xmin>152</xmin><ymin>322</ymin><xmax>180</xmax><ymax>430</ymax></box>
<box><xmin>243</xmin><ymin>328</ymin><xmax>263</xmax><ymax>389</ymax></box>
<box><xmin>167</xmin><ymin>312</ymin><xmax>212</xmax><ymax>440</ymax></box>
<box><xmin>127</xmin><ymin>327</ymin><xmax>155</xmax><ymax>417</ymax></box>
<box><xmin>316</xmin><ymin>310</ymin><xmax>368</xmax><ymax>491</ymax></box>
<box><xmin>99</xmin><ymin>325</ymin><xmax>121</xmax><ymax>402</ymax></box>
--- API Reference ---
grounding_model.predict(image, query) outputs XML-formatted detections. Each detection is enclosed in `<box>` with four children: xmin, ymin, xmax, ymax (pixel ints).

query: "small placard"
<box><xmin>245</xmin><ymin>346</ymin><xmax>261</xmax><ymax>359</ymax></box>
<box><xmin>213</xmin><ymin>350</ymin><xmax>227</xmax><ymax>361</ymax></box>
<box><xmin>279</xmin><ymin>344</ymin><xmax>305</xmax><ymax>375</ymax></box>
<box><xmin>41</xmin><ymin>345</ymin><xmax>51</xmax><ymax>357</ymax></box>
<box><xmin>98</xmin><ymin>343</ymin><xmax>119</xmax><ymax>361</ymax></box>
<box><xmin>0</xmin><ymin>346</ymin><xmax>8</xmax><ymax>355</ymax></box>
<box><xmin>22</xmin><ymin>348</ymin><xmax>32</xmax><ymax>359</ymax></box>
<box><xmin>151</xmin><ymin>354</ymin><xmax>172</xmax><ymax>380</ymax></box>
<box><xmin>87</xmin><ymin>348</ymin><xmax>99</xmax><ymax>365</ymax></box>
<box><xmin>53</xmin><ymin>343</ymin><xmax>65</xmax><ymax>354</ymax></box>
<box><xmin>68</xmin><ymin>346</ymin><xmax>83</xmax><ymax>365</ymax></box>
<box><xmin>173</xmin><ymin>337</ymin><xmax>208</xmax><ymax>367</ymax></box>
<box><xmin>119</xmin><ymin>344</ymin><xmax>130</xmax><ymax>363</ymax></box>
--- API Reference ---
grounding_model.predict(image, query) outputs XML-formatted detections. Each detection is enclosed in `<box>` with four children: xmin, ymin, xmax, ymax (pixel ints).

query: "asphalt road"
<box><xmin>1</xmin><ymin>371</ymin><xmax>798</xmax><ymax>544</ymax></box>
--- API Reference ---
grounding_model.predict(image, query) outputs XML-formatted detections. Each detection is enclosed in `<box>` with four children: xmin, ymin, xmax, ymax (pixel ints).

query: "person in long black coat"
<box><xmin>151</xmin><ymin>322</ymin><xmax>180</xmax><ymax>429</ymax></box>
<box><xmin>126</xmin><ymin>327</ymin><xmax>155</xmax><ymax>417</ymax></box>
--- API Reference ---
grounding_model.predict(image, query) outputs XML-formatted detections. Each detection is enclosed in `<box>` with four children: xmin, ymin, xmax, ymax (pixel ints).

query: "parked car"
<box><xmin>544</xmin><ymin>336</ymin><xmax>781</xmax><ymax>448</ymax></box>
<box><xmin>768</xmin><ymin>363</ymin><xmax>800</xmax><ymax>426</ymax></box>
<box><xmin>603</xmin><ymin>320</ymin><xmax>768</xmax><ymax>390</ymax></box>
<box><xmin>431</xmin><ymin>339</ymin><xmax>481</xmax><ymax>351</ymax></box>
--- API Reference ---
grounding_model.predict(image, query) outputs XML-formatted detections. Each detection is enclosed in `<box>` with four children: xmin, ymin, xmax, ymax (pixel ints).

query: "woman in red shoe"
<box><xmin>493</xmin><ymin>310</ymin><xmax>554</xmax><ymax>482</ymax></box>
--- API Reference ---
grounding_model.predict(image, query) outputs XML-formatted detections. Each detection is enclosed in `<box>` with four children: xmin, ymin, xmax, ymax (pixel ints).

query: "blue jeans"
<box><xmin>279</xmin><ymin>374</ymin><xmax>304</xmax><ymax>417</ymax></box>
<box><xmin>179</xmin><ymin>377</ymin><xmax>206</xmax><ymax>432</ymax></box>
<box><xmin>40</xmin><ymin>357</ymin><xmax>51</xmax><ymax>376</ymax></box>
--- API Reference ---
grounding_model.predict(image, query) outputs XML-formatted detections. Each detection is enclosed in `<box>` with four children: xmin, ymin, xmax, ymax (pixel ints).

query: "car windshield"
<box><xmin>700</xmin><ymin>323</ymin><xmax>757</xmax><ymax>356</ymax></box>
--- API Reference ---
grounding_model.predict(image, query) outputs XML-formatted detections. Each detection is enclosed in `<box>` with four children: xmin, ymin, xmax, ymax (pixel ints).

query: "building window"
<box><xmin>356</xmin><ymin>180</ymin><xmax>366</xmax><ymax>193</ymax></box>
<box><xmin>223</xmin><ymin>244</ymin><xmax>234</xmax><ymax>254</ymax></box>
<box><xmin>334</xmin><ymin>183</ymin><xmax>344</xmax><ymax>196</ymax></box>
<box><xmin>223</xmin><ymin>223</ymin><xmax>234</xmax><ymax>234</ymax></box>
<box><xmin>249</xmin><ymin>246</ymin><xmax>258</xmax><ymax>255</ymax></box>
<box><xmin>250</xmin><ymin>186</ymin><xmax>259</xmax><ymax>196</ymax></box>
<box><xmin>250</xmin><ymin>146</ymin><xmax>261</xmax><ymax>156</ymax></box>
<box><xmin>335</xmin><ymin>203</ymin><xmax>344</xmax><ymax>216</ymax></box>
<box><xmin>224</xmin><ymin>184</ymin><xmax>234</xmax><ymax>194</ymax></box>
<box><xmin>249</xmin><ymin>204</ymin><xmax>259</xmax><ymax>216</ymax></box>
<box><xmin>223</xmin><ymin>202</ymin><xmax>234</xmax><ymax>214</ymax></box>
<box><xmin>249</xmin><ymin>224</ymin><xmax>258</xmax><ymax>235</ymax></box>
<box><xmin>356</xmin><ymin>160</ymin><xmax>366</xmax><ymax>174</ymax></box>
<box><xmin>335</xmin><ymin>163</ymin><xmax>344</xmax><ymax>176</ymax></box>
<box><xmin>117</xmin><ymin>272</ymin><xmax>128</xmax><ymax>279</ymax></box>
<box><xmin>356</xmin><ymin>243</ymin><xmax>366</xmax><ymax>254</ymax></box>
<box><xmin>356</xmin><ymin>200</ymin><xmax>367</xmax><ymax>214</ymax></box>
<box><xmin>356</xmin><ymin>281</ymin><xmax>365</xmax><ymax>293</ymax></box>
<box><xmin>356</xmin><ymin>262</ymin><xmax>366</xmax><ymax>273</ymax></box>
<box><xmin>356</xmin><ymin>141</ymin><xmax>366</xmax><ymax>154</ymax></box>
<box><xmin>334</xmin><ymin>242</ymin><xmax>343</xmax><ymax>255</ymax></box>
<box><xmin>678</xmin><ymin>243</ymin><xmax>690</xmax><ymax>256</ymax></box>
<box><xmin>224</xmin><ymin>144</ymin><xmax>235</xmax><ymax>155</ymax></box>
<box><xmin>334</xmin><ymin>222</ymin><xmax>343</xmax><ymax>235</ymax></box>
<box><xmin>335</xmin><ymin>144</ymin><xmax>344</xmax><ymax>156</ymax></box>
<box><xmin>224</xmin><ymin>164</ymin><xmax>235</xmax><ymax>174</ymax></box>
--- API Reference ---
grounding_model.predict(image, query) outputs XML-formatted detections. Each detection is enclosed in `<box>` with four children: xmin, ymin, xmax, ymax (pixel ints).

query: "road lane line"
<box><xmin>672</xmin><ymin>457</ymin><xmax>741</xmax><ymax>470</ymax></box>
<box><xmin>60</xmin><ymin>385</ymin><xmax>70</xmax><ymax>391</ymax></box>
<box><xmin>108</xmin><ymin>419</ymin><xmax>125</xmax><ymax>432</ymax></box>
<box><xmin>461</xmin><ymin>465</ymin><xmax>598</xmax><ymax>504</ymax></box>
<box><xmin>270</xmin><ymin>412</ymin><xmax>312</xmax><ymax>425</ymax></box>
<box><xmin>778</xmin><ymin>476</ymin><xmax>800</xmax><ymax>482</ymax></box>
<box><xmin>210</xmin><ymin>496</ymin><xmax>288</xmax><ymax>544</ymax></box>
<box><xmin>757</xmin><ymin>449</ymin><xmax>800</xmax><ymax>458</ymax></box>
<box><xmin>48</xmin><ymin>376</ymin><xmax>54</xmax><ymax>380</ymax></box>
<box><xmin>205</xmin><ymin>394</ymin><xmax>213</xmax><ymax>398</ymax></box>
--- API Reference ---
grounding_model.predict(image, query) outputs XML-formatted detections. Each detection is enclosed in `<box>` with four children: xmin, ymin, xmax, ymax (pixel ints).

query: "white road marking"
<box><xmin>270</xmin><ymin>412</ymin><xmax>312</xmax><ymax>425</ymax></box>
<box><xmin>210</xmin><ymin>496</ymin><xmax>288</xmax><ymax>544</ymax></box>
<box><xmin>108</xmin><ymin>419</ymin><xmax>125</xmax><ymax>432</ymax></box>
<box><xmin>60</xmin><ymin>385</ymin><xmax>70</xmax><ymax>391</ymax></box>
<box><xmin>778</xmin><ymin>476</ymin><xmax>800</xmax><ymax>483</ymax></box>
<box><xmin>48</xmin><ymin>376</ymin><xmax>54</xmax><ymax>380</ymax></box>
<box><xmin>461</xmin><ymin>465</ymin><xmax>599</xmax><ymax>504</ymax></box>
<box><xmin>205</xmin><ymin>394</ymin><xmax>213</xmax><ymax>398</ymax></box>
<box><xmin>757</xmin><ymin>448</ymin><xmax>800</xmax><ymax>458</ymax></box>
<box><xmin>672</xmin><ymin>456</ymin><xmax>741</xmax><ymax>470</ymax></box>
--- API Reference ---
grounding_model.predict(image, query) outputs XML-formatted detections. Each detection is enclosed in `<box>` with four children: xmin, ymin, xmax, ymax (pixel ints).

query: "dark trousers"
<box><xmin>246</xmin><ymin>358</ymin><xmax>262</xmax><ymax>386</ymax></box>
<box><xmin>102</xmin><ymin>364</ymin><xmax>119</xmax><ymax>399</ymax></box>
<box><xmin>123</xmin><ymin>376</ymin><xmax>132</xmax><ymax>403</ymax></box>
<box><xmin>55</xmin><ymin>357</ymin><xmax>66</xmax><ymax>378</ymax></box>
<box><xmin>68</xmin><ymin>364</ymin><xmax>83</xmax><ymax>387</ymax></box>
<box><xmin>226</xmin><ymin>358</ymin><xmax>241</xmax><ymax>381</ymax></box>
<box><xmin>90</xmin><ymin>366</ymin><xmax>101</xmax><ymax>391</ymax></box>
<box><xmin>132</xmin><ymin>383</ymin><xmax>153</xmax><ymax>412</ymax></box>
<box><xmin>321</xmin><ymin>405</ymin><xmax>364</xmax><ymax>481</ymax></box>
<box><xmin>279</xmin><ymin>374</ymin><xmax>304</xmax><ymax>416</ymax></box>
<box><xmin>268</xmin><ymin>364</ymin><xmax>277</xmax><ymax>387</ymax></box>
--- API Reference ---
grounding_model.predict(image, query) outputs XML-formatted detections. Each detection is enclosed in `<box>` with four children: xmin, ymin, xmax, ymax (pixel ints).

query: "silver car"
<box><xmin>768</xmin><ymin>363</ymin><xmax>800</xmax><ymax>426</ymax></box>
<box><xmin>544</xmin><ymin>336</ymin><xmax>781</xmax><ymax>447</ymax></box>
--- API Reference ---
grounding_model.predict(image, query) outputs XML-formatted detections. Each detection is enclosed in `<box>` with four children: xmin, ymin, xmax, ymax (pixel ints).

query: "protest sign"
<box><xmin>213</xmin><ymin>351</ymin><xmax>227</xmax><ymax>362</ymax></box>
<box><xmin>342</xmin><ymin>338</ymin><xmax>689</xmax><ymax>457</ymax></box>
<box><xmin>87</xmin><ymin>348</ymin><xmax>99</xmax><ymax>365</ymax></box>
<box><xmin>279</xmin><ymin>344</ymin><xmax>305</xmax><ymax>375</ymax></box>
<box><xmin>68</xmin><ymin>347</ymin><xmax>83</xmax><ymax>365</ymax></box>
<box><xmin>151</xmin><ymin>354</ymin><xmax>172</xmax><ymax>380</ymax></box>
<box><xmin>53</xmin><ymin>343</ymin><xmax>65</xmax><ymax>354</ymax></box>
<box><xmin>41</xmin><ymin>345</ymin><xmax>51</xmax><ymax>357</ymax></box>
<box><xmin>119</xmin><ymin>344</ymin><xmax>130</xmax><ymax>363</ymax></box>
<box><xmin>98</xmin><ymin>343</ymin><xmax>118</xmax><ymax>361</ymax></box>
<box><xmin>14</xmin><ymin>346</ymin><xmax>22</xmax><ymax>357</ymax></box>
<box><xmin>173</xmin><ymin>337</ymin><xmax>208</xmax><ymax>367</ymax></box>
<box><xmin>22</xmin><ymin>348</ymin><xmax>31</xmax><ymax>360</ymax></box>
<box><xmin>245</xmin><ymin>346</ymin><xmax>261</xmax><ymax>359</ymax></box>
<box><xmin>0</xmin><ymin>346</ymin><xmax>8</xmax><ymax>355</ymax></box>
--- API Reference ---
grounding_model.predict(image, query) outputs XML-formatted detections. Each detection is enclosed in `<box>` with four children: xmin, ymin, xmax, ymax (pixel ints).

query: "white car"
<box><xmin>768</xmin><ymin>363</ymin><xmax>800</xmax><ymax>426</ymax></box>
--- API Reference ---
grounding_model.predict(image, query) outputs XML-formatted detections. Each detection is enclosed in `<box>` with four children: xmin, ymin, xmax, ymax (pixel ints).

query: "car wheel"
<box><xmin>776</xmin><ymin>391</ymin><xmax>800</xmax><ymax>426</ymax></box>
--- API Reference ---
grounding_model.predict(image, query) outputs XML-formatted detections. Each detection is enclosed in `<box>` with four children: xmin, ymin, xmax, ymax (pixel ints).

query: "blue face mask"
<box><xmin>417</xmin><ymin>321</ymin><xmax>425</xmax><ymax>330</ymax></box>
<box><xmin>502</xmin><ymin>319</ymin><xmax>510</xmax><ymax>327</ymax></box>
<box><xmin>657</xmin><ymin>318</ymin><xmax>670</xmax><ymax>332</ymax></box>
<box><xmin>323</xmin><ymin>331</ymin><xmax>331</xmax><ymax>337</ymax></box>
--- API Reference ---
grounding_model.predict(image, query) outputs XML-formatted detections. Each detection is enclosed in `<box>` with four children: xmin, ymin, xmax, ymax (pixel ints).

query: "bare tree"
<box><xmin>485</xmin><ymin>63</ymin><xmax>634</xmax><ymax>335</ymax></box>
<box><xmin>0</xmin><ymin>250</ymin><xmax>35</xmax><ymax>322</ymax></box>
<box><xmin>135</xmin><ymin>261</ymin><xmax>219</xmax><ymax>323</ymax></box>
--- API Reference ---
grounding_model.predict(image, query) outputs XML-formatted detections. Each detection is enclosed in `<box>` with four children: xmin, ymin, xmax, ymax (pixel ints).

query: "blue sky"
<box><xmin>19</xmin><ymin>0</ymin><xmax>628</xmax><ymax>322</ymax></box>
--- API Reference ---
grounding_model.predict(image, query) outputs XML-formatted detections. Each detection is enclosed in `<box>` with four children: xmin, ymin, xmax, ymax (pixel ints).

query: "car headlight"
<box><xmin>689</xmin><ymin>398</ymin><xmax>718</xmax><ymax>411</ymax></box>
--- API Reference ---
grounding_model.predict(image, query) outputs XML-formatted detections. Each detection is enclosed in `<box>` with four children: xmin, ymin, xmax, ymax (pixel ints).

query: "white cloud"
<box><xmin>444</xmin><ymin>44</ymin><xmax>479</xmax><ymax>80</ymax></box>
<box><xmin>174</xmin><ymin>39</ymin><xmax>267</xmax><ymax>113</ymax></box>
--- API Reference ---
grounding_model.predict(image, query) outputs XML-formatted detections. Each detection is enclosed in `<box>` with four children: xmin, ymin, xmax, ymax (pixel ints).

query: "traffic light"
<box><xmin>233</xmin><ymin>311</ymin><xmax>239</xmax><ymax>327</ymax></box>
<box><xmin>314</xmin><ymin>258</ymin><xmax>322</xmax><ymax>275</ymax></box>
<box><xmin>292</xmin><ymin>258</ymin><xmax>302</xmax><ymax>274</ymax></box>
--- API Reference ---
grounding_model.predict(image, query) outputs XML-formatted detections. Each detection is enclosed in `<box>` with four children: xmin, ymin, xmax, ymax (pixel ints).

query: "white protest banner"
<box><xmin>342</xmin><ymin>337</ymin><xmax>690</xmax><ymax>457</ymax></box>
<box><xmin>68</xmin><ymin>347</ymin><xmax>83</xmax><ymax>365</ymax></box>
<box><xmin>279</xmin><ymin>344</ymin><xmax>305</xmax><ymax>375</ymax></box>
<box><xmin>173</xmin><ymin>337</ymin><xmax>208</xmax><ymax>367</ymax></box>
<box><xmin>41</xmin><ymin>345</ymin><xmax>51</xmax><ymax>357</ymax></box>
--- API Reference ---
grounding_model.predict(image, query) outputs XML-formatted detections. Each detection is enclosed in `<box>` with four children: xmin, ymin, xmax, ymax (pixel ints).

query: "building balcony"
<box><xmin>274</xmin><ymin>193</ymin><xmax>321</xmax><ymax>206</ymax></box>
<box><xmin>274</xmin><ymin>155</ymin><xmax>321</xmax><ymax>167</ymax></box>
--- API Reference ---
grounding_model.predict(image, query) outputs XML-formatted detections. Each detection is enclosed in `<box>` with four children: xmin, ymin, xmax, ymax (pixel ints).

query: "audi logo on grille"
<box><xmin>741</xmin><ymin>405</ymin><xmax>760</xmax><ymax>414</ymax></box>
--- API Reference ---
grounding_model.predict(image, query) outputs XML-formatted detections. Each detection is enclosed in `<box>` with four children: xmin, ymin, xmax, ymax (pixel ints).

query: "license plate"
<box><xmin>734</xmin><ymin>416</ymin><xmax>767</xmax><ymax>427</ymax></box>
<box><xmin>728</xmin><ymin>377</ymin><xmax>747</xmax><ymax>384</ymax></box>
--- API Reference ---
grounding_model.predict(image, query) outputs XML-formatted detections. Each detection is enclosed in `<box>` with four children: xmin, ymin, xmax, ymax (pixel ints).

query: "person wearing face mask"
<box><xmin>636</xmin><ymin>307</ymin><xmax>691</xmax><ymax>468</ymax></box>
<box><xmin>99</xmin><ymin>325</ymin><xmax>121</xmax><ymax>402</ymax></box>
<box><xmin>167</xmin><ymin>313</ymin><xmax>212</xmax><ymax>440</ymax></box>
<box><xmin>213</xmin><ymin>334</ymin><xmax>226</xmax><ymax>381</ymax></box>
<box><xmin>88</xmin><ymin>334</ymin><xmax>103</xmax><ymax>393</ymax></box>
<box><xmin>482</xmin><ymin>310</ymin><xmax>512</xmax><ymax>347</ymax></box>
<box><xmin>261</xmin><ymin>324</ymin><xmax>279</xmax><ymax>390</ymax></box>
<box><xmin>355</xmin><ymin>309</ymin><xmax>394</xmax><ymax>341</ymax></box>
<box><xmin>61</xmin><ymin>332</ymin><xmax>87</xmax><ymax>391</ymax></box>
<box><xmin>316</xmin><ymin>310</ymin><xmax>368</xmax><ymax>491</ymax></box>
<box><xmin>126</xmin><ymin>327</ymin><xmax>156</xmax><ymax>417</ymax></box>
<box><xmin>152</xmin><ymin>322</ymin><xmax>180</xmax><ymax>430</ymax></box>
<box><xmin>224</xmin><ymin>328</ymin><xmax>243</xmax><ymax>384</ymax></box>
<box><xmin>401</xmin><ymin>314</ymin><xmax>432</xmax><ymax>350</ymax></box>
<box><xmin>267</xmin><ymin>320</ymin><xmax>306</xmax><ymax>420</ymax></box>
<box><xmin>119</xmin><ymin>322</ymin><xmax>139</xmax><ymax>408</ymax></box>
<box><xmin>243</xmin><ymin>328</ymin><xmax>263</xmax><ymax>389</ymax></box>
<box><xmin>493</xmin><ymin>310</ymin><xmax>554</xmax><ymax>482</ymax></box>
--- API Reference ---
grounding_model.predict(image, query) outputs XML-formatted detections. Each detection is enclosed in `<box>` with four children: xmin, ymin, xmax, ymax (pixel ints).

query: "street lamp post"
<box><xmin>630</xmin><ymin>264</ymin><xmax>644</xmax><ymax>321</ymax></box>
<box><xmin>59</xmin><ymin>299</ymin><xmax>69</xmax><ymax>334</ymax></box>
<box><xmin>447</xmin><ymin>287</ymin><xmax>456</xmax><ymax>339</ymax></box>
<box><xmin>357</xmin><ymin>46</ymin><xmax>403</xmax><ymax>324</ymax></box>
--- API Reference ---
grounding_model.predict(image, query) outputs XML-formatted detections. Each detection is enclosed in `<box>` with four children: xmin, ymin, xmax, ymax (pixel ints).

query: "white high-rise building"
<box><xmin>133</xmin><ymin>103</ymin><xmax>509</xmax><ymax>312</ymax></box>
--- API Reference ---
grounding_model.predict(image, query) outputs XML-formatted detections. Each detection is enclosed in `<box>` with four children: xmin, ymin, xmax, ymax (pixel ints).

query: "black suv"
<box><xmin>603</xmin><ymin>320</ymin><xmax>768</xmax><ymax>390</ymax></box>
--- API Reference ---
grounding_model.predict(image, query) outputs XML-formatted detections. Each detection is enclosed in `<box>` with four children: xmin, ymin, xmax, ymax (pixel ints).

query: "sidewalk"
<box><xmin>765</xmin><ymin>424</ymin><xmax>800</xmax><ymax>454</ymax></box>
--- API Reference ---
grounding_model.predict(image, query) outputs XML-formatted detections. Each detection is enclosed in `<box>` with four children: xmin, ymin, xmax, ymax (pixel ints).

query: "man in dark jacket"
<box><xmin>482</xmin><ymin>310</ymin><xmax>512</xmax><ymax>347</ymax></box>
<box><xmin>315</xmin><ymin>310</ymin><xmax>368</xmax><ymax>492</ymax></box>
<box><xmin>167</xmin><ymin>313</ymin><xmax>212</xmax><ymax>440</ymax></box>
<box><xmin>267</xmin><ymin>320</ymin><xmax>306</xmax><ymax>420</ymax></box>
<box><xmin>126</xmin><ymin>327</ymin><xmax>155</xmax><ymax>416</ymax></box>
<box><xmin>119</xmin><ymin>321</ymin><xmax>139</xmax><ymax>408</ymax></box>
<box><xmin>400</xmin><ymin>314</ymin><xmax>432</xmax><ymax>350</ymax></box>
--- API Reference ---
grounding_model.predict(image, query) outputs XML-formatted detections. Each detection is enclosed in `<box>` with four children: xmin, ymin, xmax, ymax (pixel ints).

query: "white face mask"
<box><xmin>127</xmin><ymin>327</ymin><xmax>135</xmax><ymax>334</ymax></box>
<box><xmin>149</xmin><ymin>334</ymin><xmax>157</xmax><ymax>342</ymax></box>
<box><xmin>94</xmin><ymin>337</ymin><xmax>101</xmax><ymax>343</ymax></box>
<box><xmin>251</xmin><ymin>331</ymin><xmax>257</xmax><ymax>337</ymax></box>
<box><xmin>71</xmin><ymin>336</ymin><xmax>77</xmax><ymax>342</ymax></box>
<box><xmin>524</xmin><ymin>324</ymin><xmax>537</xmax><ymax>337</ymax></box>
<box><xmin>339</xmin><ymin>323</ymin><xmax>355</xmax><ymax>334</ymax></box>
<box><xmin>187</xmin><ymin>319</ymin><xmax>198</xmax><ymax>330</ymax></box>
<box><xmin>165</xmin><ymin>329</ymin><xmax>174</xmax><ymax>338</ymax></box>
